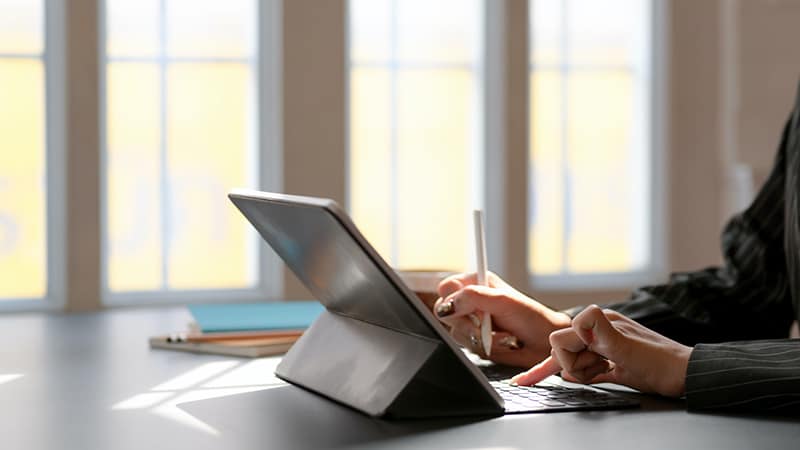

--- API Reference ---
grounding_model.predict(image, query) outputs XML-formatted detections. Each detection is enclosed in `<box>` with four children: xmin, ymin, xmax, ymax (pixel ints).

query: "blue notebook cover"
<box><xmin>188</xmin><ymin>301</ymin><xmax>324</xmax><ymax>333</ymax></box>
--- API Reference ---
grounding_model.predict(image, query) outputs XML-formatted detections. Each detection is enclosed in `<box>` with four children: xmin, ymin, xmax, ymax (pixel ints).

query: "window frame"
<box><xmin>526</xmin><ymin>0</ymin><xmax>669</xmax><ymax>292</ymax></box>
<box><xmin>344</xmin><ymin>0</ymin><xmax>489</xmax><ymax>271</ymax></box>
<box><xmin>98</xmin><ymin>0</ymin><xmax>284</xmax><ymax>307</ymax></box>
<box><xmin>0</xmin><ymin>0</ymin><xmax>67</xmax><ymax>312</ymax></box>
<box><xmin>0</xmin><ymin>0</ymin><xmax>669</xmax><ymax>311</ymax></box>
<box><xmin>344</xmin><ymin>0</ymin><xmax>667</xmax><ymax>294</ymax></box>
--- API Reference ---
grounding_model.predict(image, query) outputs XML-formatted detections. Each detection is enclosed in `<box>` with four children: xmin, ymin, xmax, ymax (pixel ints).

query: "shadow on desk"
<box><xmin>179</xmin><ymin>385</ymin><xmax>487</xmax><ymax>449</ymax></box>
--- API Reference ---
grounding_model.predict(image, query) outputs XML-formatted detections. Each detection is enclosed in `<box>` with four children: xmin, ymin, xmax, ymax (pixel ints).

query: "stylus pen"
<box><xmin>474</xmin><ymin>209</ymin><xmax>492</xmax><ymax>356</ymax></box>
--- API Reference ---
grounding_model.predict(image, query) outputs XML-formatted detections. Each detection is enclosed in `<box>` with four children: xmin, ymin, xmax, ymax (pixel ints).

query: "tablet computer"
<box><xmin>229</xmin><ymin>189</ymin><xmax>638</xmax><ymax>418</ymax></box>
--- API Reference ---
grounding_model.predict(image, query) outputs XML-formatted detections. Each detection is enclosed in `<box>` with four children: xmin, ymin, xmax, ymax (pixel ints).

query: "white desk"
<box><xmin>1</xmin><ymin>307</ymin><xmax>798</xmax><ymax>450</ymax></box>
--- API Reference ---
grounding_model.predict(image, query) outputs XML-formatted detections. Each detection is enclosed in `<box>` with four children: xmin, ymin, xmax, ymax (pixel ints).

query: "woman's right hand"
<box><xmin>434</xmin><ymin>272</ymin><xmax>571</xmax><ymax>368</ymax></box>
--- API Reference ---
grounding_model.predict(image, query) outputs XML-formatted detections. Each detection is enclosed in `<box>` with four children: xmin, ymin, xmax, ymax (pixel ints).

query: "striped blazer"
<box><xmin>602</xmin><ymin>80</ymin><xmax>800</xmax><ymax>413</ymax></box>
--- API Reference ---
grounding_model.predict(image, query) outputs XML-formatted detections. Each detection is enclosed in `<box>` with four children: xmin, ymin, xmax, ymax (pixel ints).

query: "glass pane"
<box><xmin>166</xmin><ymin>0</ymin><xmax>255</xmax><ymax>59</ymax></box>
<box><xmin>349</xmin><ymin>0</ymin><xmax>391</xmax><ymax>65</ymax></box>
<box><xmin>0</xmin><ymin>59</ymin><xmax>45</xmax><ymax>298</ymax></box>
<box><xmin>0</xmin><ymin>0</ymin><xmax>42</xmax><ymax>55</ymax></box>
<box><xmin>529</xmin><ymin>70</ymin><xmax>564</xmax><ymax>275</ymax></box>
<box><xmin>106</xmin><ymin>63</ymin><xmax>163</xmax><ymax>292</ymax></box>
<box><xmin>349</xmin><ymin>67</ymin><xmax>393</xmax><ymax>261</ymax></box>
<box><xmin>166</xmin><ymin>63</ymin><xmax>255</xmax><ymax>290</ymax></box>
<box><xmin>565</xmin><ymin>70</ymin><xmax>641</xmax><ymax>273</ymax></box>
<box><xmin>349</xmin><ymin>1</ymin><xmax>481</xmax><ymax>272</ymax></box>
<box><xmin>395</xmin><ymin>69</ymin><xmax>473</xmax><ymax>271</ymax></box>
<box><xmin>530</xmin><ymin>0</ymin><xmax>562</xmax><ymax>67</ymax></box>
<box><xmin>396</xmin><ymin>0</ymin><xmax>480</xmax><ymax>65</ymax></box>
<box><xmin>106</xmin><ymin>0</ymin><xmax>159</xmax><ymax>58</ymax></box>
<box><xmin>567</xmin><ymin>0</ymin><xmax>644</xmax><ymax>66</ymax></box>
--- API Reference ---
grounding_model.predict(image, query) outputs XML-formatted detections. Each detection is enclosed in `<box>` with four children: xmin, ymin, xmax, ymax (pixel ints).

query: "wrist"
<box><xmin>663</xmin><ymin>344</ymin><xmax>692</xmax><ymax>397</ymax></box>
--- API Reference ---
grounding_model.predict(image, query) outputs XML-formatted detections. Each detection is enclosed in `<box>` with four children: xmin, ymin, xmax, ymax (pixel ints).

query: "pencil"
<box><xmin>474</xmin><ymin>209</ymin><xmax>492</xmax><ymax>356</ymax></box>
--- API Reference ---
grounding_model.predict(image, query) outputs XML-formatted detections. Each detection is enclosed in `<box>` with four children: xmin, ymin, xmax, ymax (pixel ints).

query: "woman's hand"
<box><xmin>512</xmin><ymin>305</ymin><xmax>692</xmax><ymax>398</ymax></box>
<box><xmin>433</xmin><ymin>272</ymin><xmax>571</xmax><ymax>368</ymax></box>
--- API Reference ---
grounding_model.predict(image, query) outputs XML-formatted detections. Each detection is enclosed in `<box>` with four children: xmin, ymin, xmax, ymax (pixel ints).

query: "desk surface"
<box><xmin>1</xmin><ymin>307</ymin><xmax>798</xmax><ymax>450</ymax></box>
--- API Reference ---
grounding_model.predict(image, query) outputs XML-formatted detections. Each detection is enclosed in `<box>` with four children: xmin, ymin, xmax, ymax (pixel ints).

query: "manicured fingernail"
<box><xmin>499</xmin><ymin>335</ymin><xmax>523</xmax><ymax>350</ymax></box>
<box><xmin>468</xmin><ymin>313</ymin><xmax>481</xmax><ymax>327</ymax></box>
<box><xmin>436</xmin><ymin>299</ymin><xmax>455</xmax><ymax>317</ymax></box>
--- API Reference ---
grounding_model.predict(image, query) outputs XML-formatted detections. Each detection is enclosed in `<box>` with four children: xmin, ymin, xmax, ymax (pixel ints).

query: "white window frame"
<box><xmin>344</xmin><ymin>0</ymin><xmax>488</xmax><ymax>269</ymax></box>
<box><xmin>527</xmin><ymin>0</ymin><xmax>669</xmax><ymax>292</ymax></box>
<box><xmin>0</xmin><ymin>0</ymin><xmax>67</xmax><ymax>312</ymax></box>
<box><xmin>99</xmin><ymin>0</ymin><xmax>283</xmax><ymax>306</ymax></box>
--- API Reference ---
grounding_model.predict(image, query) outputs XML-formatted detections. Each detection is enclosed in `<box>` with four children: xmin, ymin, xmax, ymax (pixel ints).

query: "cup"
<box><xmin>396</xmin><ymin>270</ymin><xmax>457</xmax><ymax>311</ymax></box>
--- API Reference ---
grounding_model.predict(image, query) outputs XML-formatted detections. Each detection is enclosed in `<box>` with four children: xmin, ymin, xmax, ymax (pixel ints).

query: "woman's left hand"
<box><xmin>511</xmin><ymin>305</ymin><xmax>692</xmax><ymax>398</ymax></box>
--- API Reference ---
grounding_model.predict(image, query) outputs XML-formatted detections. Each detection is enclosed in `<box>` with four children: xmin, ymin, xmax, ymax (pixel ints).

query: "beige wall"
<box><xmin>65</xmin><ymin>0</ymin><xmax>101</xmax><ymax>311</ymax></box>
<box><xmin>282</xmin><ymin>0</ymin><xmax>346</xmax><ymax>299</ymax></box>
<box><xmin>668</xmin><ymin>0</ymin><xmax>725</xmax><ymax>273</ymax></box>
<box><xmin>667</xmin><ymin>0</ymin><xmax>800</xmax><ymax>272</ymax></box>
<box><xmin>727</xmin><ymin>0</ymin><xmax>800</xmax><ymax>179</ymax></box>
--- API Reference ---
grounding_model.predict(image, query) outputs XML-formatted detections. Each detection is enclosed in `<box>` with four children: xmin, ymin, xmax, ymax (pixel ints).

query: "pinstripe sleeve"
<box><xmin>686</xmin><ymin>340</ymin><xmax>800</xmax><ymax>412</ymax></box>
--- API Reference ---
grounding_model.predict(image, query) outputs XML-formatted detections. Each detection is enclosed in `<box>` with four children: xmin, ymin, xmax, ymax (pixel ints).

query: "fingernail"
<box><xmin>467</xmin><ymin>313</ymin><xmax>481</xmax><ymax>327</ymax></box>
<box><xmin>436</xmin><ymin>299</ymin><xmax>455</xmax><ymax>317</ymax></box>
<box><xmin>498</xmin><ymin>335</ymin><xmax>523</xmax><ymax>350</ymax></box>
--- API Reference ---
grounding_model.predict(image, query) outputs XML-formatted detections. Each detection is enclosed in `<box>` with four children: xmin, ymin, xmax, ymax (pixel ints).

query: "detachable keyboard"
<box><xmin>491</xmin><ymin>381</ymin><xmax>639</xmax><ymax>413</ymax></box>
<box><xmin>479</xmin><ymin>364</ymin><xmax>640</xmax><ymax>413</ymax></box>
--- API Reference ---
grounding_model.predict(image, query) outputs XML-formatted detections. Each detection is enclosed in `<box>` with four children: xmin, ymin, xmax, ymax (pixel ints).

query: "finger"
<box><xmin>435</xmin><ymin>284</ymin><xmax>512</xmax><ymax>320</ymax></box>
<box><xmin>563</xmin><ymin>359</ymin><xmax>613</xmax><ymax>384</ymax></box>
<box><xmin>491</xmin><ymin>331</ymin><xmax>525</xmax><ymax>354</ymax></box>
<box><xmin>437</xmin><ymin>272</ymin><xmax>505</xmax><ymax>298</ymax></box>
<box><xmin>448</xmin><ymin>318</ymin><xmax>486</xmax><ymax>358</ymax></box>
<box><xmin>572</xmin><ymin>349</ymin><xmax>607</xmax><ymax>372</ymax></box>
<box><xmin>511</xmin><ymin>356</ymin><xmax>561</xmax><ymax>386</ymax></box>
<box><xmin>572</xmin><ymin>305</ymin><xmax>622</xmax><ymax>355</ymax></box>
<box><xmin>583</xmin><ymin>363</ymin><xmax>619</xmax><ymax>385</ymax></box>
<box><xmin>447</xmin><ymin>316</ymin><xmax>478</xmax><ymax>344</ymax></box>
<box><xmin>434</xmin><ymin>295</ymin><xmax>475</xmax><ymax>327</ymax></box>
<box><xmin>548</xmin><ymin>328</ymin><xmax>587</xmax><ymax>374</ymax></box>
<box><xmin>549</xmin><ymin>327</ymin><xmax>587</xmax><ymax>353</ymax></box>
<box><xmin>437</xmin><ymin>276</ymin><xmax>465</xmax><ymax>299</ymax></box>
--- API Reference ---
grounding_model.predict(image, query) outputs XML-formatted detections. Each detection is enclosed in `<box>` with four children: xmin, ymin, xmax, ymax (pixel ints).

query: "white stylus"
<box><xmin>474</xmin><ymin>209</ymin><xmax>492</xmax><ymax>356</ymax></box>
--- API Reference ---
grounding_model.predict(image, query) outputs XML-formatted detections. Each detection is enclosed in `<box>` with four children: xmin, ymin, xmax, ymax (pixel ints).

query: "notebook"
<box><xmin>189</xmin><ymin>301</ymin><xmax>324</xmax><ymax>333</ymax></box>
<box><xmin>149</xmin><ymin>335</ymin><xmax>298</xmax><ymax>358</ymax></box>
<box><xmin>149</xmin><ymin>301</ymin><xmax>324</xmax><ymax>358</ymax></box>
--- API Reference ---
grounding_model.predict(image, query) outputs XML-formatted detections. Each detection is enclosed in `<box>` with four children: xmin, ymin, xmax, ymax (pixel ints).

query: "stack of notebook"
<box><xmin>149</xmin><ymin>301</ymin><xmax>324</xmax><ymax>357</ymax></box>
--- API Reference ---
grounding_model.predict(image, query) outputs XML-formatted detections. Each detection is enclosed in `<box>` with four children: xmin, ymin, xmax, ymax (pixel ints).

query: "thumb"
<box><xmin>572</xmin><ymin>305</ymin><xmax>622</xmax><ymax>358</ymax></box>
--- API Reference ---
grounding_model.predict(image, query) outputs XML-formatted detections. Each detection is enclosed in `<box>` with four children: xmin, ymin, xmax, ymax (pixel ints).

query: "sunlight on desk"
<box><xmin>112</xmin><ymin>359</ymin><xmax>285</xmax><ymax>436</ymax></box>
<box><xmin>0</xmin><ymin>374</ymin><xmax>23</xmax><ymax>386</ymax></box>
<box><xmin>150</xmin><ymin>360</ymin><xmax>239</xmax><ymax>391</ymax></box>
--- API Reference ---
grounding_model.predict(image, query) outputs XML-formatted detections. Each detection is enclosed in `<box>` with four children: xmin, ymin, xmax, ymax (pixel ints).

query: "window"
<box><xmin>0</xmin><ymin>0</ymin><xmax>48</xmax><ymax>303</ymax></box>
<box><xmin>103</xmin><ymin>0</ymin><xmax>278</xmax><ymax>303</ymax></box>
<box><xmin>528</xmin><ymin>0</ymin><xmax>661</xmax><ymax>288</ymax></box>
<box><xmin>348</xmin><ymin>0</ymin><xmax>483</xmax><ymax>272</ymax></box>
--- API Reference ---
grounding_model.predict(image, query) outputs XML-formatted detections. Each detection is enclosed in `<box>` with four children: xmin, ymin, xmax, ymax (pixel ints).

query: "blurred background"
<box><xmin>0</xmin><ymin>0</ymin><xmax>799</xmax><ymax>312</ymax></box>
